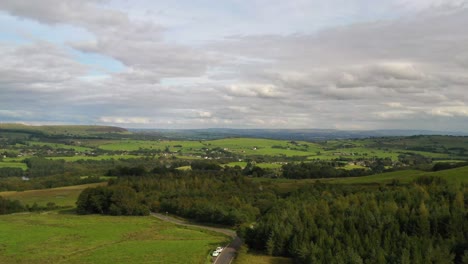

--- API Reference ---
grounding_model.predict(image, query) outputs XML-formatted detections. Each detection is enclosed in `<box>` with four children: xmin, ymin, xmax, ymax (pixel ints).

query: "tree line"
<box><xmin>76</xmin><ymin>168</ymin><xmax>276</xmax><ymax>225</ymax></box>
<box><xmin>0</xmin><ymin>196</ymin><xmax>62</xmax><ymax>214</ymax></box>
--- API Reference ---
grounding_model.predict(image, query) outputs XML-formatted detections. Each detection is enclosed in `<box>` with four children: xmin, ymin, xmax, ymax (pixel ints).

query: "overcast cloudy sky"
<box><xmin>1</xmin><ymin>0</ymin><xmax>468</xmax><ymax>130</ymax></box>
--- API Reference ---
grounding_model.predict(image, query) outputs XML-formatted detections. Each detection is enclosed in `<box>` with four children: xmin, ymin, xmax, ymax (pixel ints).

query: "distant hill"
<box><xmin>130</xmin><ymin>128</ymin><xmax>468</xmax><ymax>141</ymax></box>
<box><xmin>0</xmin><ymin>124</ymin><xmax>128</xmax><ymax>137</ymax></box>
<box><xmin>1</xmin><ymin>124</ymin><xmax>466</xmax><ymax>141</ymax></box>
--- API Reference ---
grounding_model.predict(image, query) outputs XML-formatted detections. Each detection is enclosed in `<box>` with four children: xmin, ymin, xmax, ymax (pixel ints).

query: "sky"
<box><xmin>1</xmin><ymin>0</ymin><xmax>468</xmax><ymax>131</ymax></box>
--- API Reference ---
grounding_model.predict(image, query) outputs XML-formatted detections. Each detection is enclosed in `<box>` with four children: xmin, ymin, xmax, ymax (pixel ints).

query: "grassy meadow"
<box><xmin>0</xmin><ymin>182</ymin><xmax>106</xmax><ymax>207</ymax></box>
<box><xmin>328</xmin><ymin>165</ymin><xmax>468</xmax><ymax>185</ymax></box>
<box><xmin>47</xmin><ymin>154</ymin><xmax>141</xmax><ymax>162</ymax></box>
<box><xmin>28</xmin><ymin>141</ymin><xmax>93</xmax><ymax>152</ymax></box>
<box><xmin>0</xmin><ymin>161</ymin><xmax>27</xmax><ymax>170</ymax></box>
<box><xmin>253</xmin><ymin>166</ymin><xmax>468</xmax><ymax>193</ymax></box>
<box><xmin>0</xmin><ymin>124</ymin><xmax>129</xmax><ymax>136</ymax></box>
<box><xmin>0</xmin><ymin>180</ymin><xmax>227</xmax><ymax>264</ymax></box>
<box><xmin>0</xmin><ymin>213</ymin><xmax>227</xmax><ymax>264</ymax></box>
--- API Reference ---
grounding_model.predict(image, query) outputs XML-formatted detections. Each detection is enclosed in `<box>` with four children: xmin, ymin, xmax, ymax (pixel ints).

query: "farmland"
<box><xmin>0</xmin><ymin>161</ymin><xmax>27</xmax><ymax>170</ymax></box>
<box><xmin>1</xmin><ymin>125</ymin><xmax>468</xmax><ymax>263</ymax></box>
<box><xmin>2</xmin><ymin>125</ymin><xmax>468</xmax><ymax>173</ymax></box>
<box><xmin>0</xmin><ymin>182</ymin><xmax>106</xmax><ymax>207</ymax></box>
<box><xmin>251</xmin><ymin>166</ymin><xmax>468</xmax><ymax>194</ymax></box>
<box><xmin>0</xmin><ymin>213</ymin><xmax>227</xmax><ymax>264</ymax></box>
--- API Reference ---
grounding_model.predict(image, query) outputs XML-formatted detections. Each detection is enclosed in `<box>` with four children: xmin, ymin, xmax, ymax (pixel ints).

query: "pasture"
<box><xmin>0</xmin><ymin>124</ymin><xmax>129</xmax><ymax>136</ymax></box>
<box><xmin>0</xmin><ymin>213</ymin><xmax>227</xmax><ymax>264</ymax></box>
<box><xmin>253</xmin><ymin>166</ymin><xmax>468</xmax><ymax>193</ymax></box>
<box><xmin>0</xmin><ymin>182</ymin><xmax>106</xmax><ymax>207</ymax></box>
<box><xmin>28</xmin><ymin>141</ymin><xmax>93</xmax><ymax>152</ymax></box>
<box><xmin>0</xmin><ymin>161</ymin><xmax>27</xmax><ymax>170</ymax></box>
<box><xmin>328</xmin><ymin>166</ymin><xmax>468</xmax><ymax>185</ymax></box>
<box><xmin>46</xmin><ymin>154</ymin><xmax>141</xmax><ymax>162</ymax></box>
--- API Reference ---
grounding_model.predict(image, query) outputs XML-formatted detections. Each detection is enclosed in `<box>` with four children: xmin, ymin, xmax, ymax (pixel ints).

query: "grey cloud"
<box><xmin>1</xmin><ymin>2</ymin><xmax>468</xmax><ymax>130</ymax></box>
<box><xmin>204</xmin><ymin>6</ymin><xmax>468</xmax><ymax>129</ymax></box>
<box><xmin>0</xmin><ymin>0</ymin><xmax>127</xmax><ymax>28</ymax></box>
<box><xmin>0</xmin><ymin>42</ymin><xmax>88</xmax><ymax>89</ymax></box>
<box><xmin>225</xmin><ymin>84</ymin><xmax>283</xmax><ymax>98</ymax></box>
<box><xmin>0</xmin><ymin>0</ymin><xmax>213</xmax><ymax>82</ymax></box>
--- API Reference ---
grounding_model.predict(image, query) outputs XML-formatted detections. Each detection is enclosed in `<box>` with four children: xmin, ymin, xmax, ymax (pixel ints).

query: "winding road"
<box><xmin>151</xmin><ymin>213</ymin><xmax>242</xmax><ymax>264</ymax></box>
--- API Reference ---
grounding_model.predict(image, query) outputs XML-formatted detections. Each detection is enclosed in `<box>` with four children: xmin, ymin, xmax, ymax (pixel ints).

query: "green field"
<box><xmin>97</xmin><ymin>138</ymin><xmax>322</xmax><ymax>157</ymax></box>
<box><xmin>98</xmin><ymin>140</ymin><xmax>205</xmax><ymax>152</ymax></box>
<box><xmin>0</xmin><ymin>124</ymin><xmax>129</xmax><ymax>136</ymax></box>
<box><xmin>28</xmin><ymin>141</ymin><xmax>93</xmax><ymax>152</ymax></box>
<box><xmin>0</xmin><ymin>161</ymin><xmax>27</xmax><ymax>170</ymax></box>
<box><xmin>47</xmin><ymin>154</ymin><xmax>142</xmax><ymax>162</ymax></box>
<box><xmin>0</xmin><ymin>182</ymin><xmax>228</xmax><ymax>264</ymax></box>
<box><xmin>2</xmin><ymin>154</ymin><xmax>143</xmax><ymax>163</ymax></box>
<box><xmin>328</xmin><ymin>166</ymin><xmax>468</xmax><ymax>185</ymax></box>
<box><xmin>0</xmin><ymin>182</ymin><xmax>106</xmax><ymax>207</ymax></box>
<box><xmin>0</xmin><ymin>213</ymin><xmax>227</xmax><ymax>264</ymax></box>
<box><xmin>208</xmin><ymin>138</ymin><xmax>321</xmax><ymax>156</ymax></box>
<box><xmin>252</xmin><ymin>166</ymin><xmax>468</xmax><ymax>193</ymax></box>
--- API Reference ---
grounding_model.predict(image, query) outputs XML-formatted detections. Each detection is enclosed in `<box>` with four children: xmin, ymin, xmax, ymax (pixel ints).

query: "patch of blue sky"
<box><xmin>70</xmin><ymin>48</ymin><xmax>125</xmax><ymax>75</ymax></box>
<box><xmin>0</xmin><ymin>14</ymin><xmax>29</xmax><ymax>44</ymax></box>
<box><xmin>0</xmin><ymin>31</ymin><xmax>27</xmax><ymax>44</ymax></box>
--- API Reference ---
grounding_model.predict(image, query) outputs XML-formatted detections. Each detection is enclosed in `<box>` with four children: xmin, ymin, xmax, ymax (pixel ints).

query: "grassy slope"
<box><xmin>47</xmin><ymin>155</ymin><xmax>141</xmax><ymax>162</ymax></box>
<box><xmin>0</xmin><ymin>182</ymin><xmax>106</xmax><ymax>207</ymax></box>
<box><xmin>3</xmin><ymin>154</ymin><xmax>147</xmax><ymax>162</ymax></box>
<box><xmin>253</xmin><ymin>166</ymin><xmax>468</xmax><ymax>193</ymax></box>
<box><xmin>0</xmin><ymin>161</ymin><xmax>27</xmax><ymax>170</ymax></box>
<box><xmin>28</xmin><ymin>141</ymin><xmax>93</xmax><ymax>152</ymax></box>
<box><xmin>328</xmin><ymin>166</ymin><xmax>468</xmax><ymax>184</ymax></box>
<box><xmin>0</xmin><ymin>124</ymin><xmax>128</xmax><ymax>136</ymax></box>
<box><xmin>0</xmin><ymin>181</ymin><xmax>227</xmax><ymax>264</ymax></box>
<box><xmin>98</xmin><ymin>140</ymin><xmax>205</xmax><ymax>152</ymax></box>
<box><xmin>0</xmin><ymin>213</ymin><xmax>227</xmax><ymax>264</ymax></box>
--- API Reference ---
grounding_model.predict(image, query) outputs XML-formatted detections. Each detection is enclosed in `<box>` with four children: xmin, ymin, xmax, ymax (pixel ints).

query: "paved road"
<box><xmin>214</xmin><ymin>236</ymin><xmax>242</xmax><ymax>264</ymax></box>
<box><xmin>151</xmin><ymin>213</ymin><xmax>241</xmax><ymax>264</ymax></box>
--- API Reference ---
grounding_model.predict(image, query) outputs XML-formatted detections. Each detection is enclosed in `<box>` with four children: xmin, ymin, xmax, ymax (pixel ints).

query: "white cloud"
<box><xmin>197</xmin><ymin>111</ymin><xmax>213</xmax><ymax>118</ymax></box>
<box><xmin>99</xmin><ymin>116</ymin><xmax>152</xmax><ymax>124</ymax></box>
<box><xmin>226</xmin><ymin>84</ymin><xmax>281</xmax><ymax>98</ymax></box>
<box><xmin>374</xmin><ymin>110</ymin><xmax>416</xmax><ymax>120</ymax></box>
<box><xmin>429</xmin><ymin>106</ymin><xmax>468</xmax><ymax>117</ymax></box>
<box><xmin>0</xmin><ymin>41</ymin><xmax>88</xmax><ymax>89</ymax></box>
<box><xmin>385</xmin><ymin>102</ymin><xmax>404</xmax><ymax>108</ymax></box>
